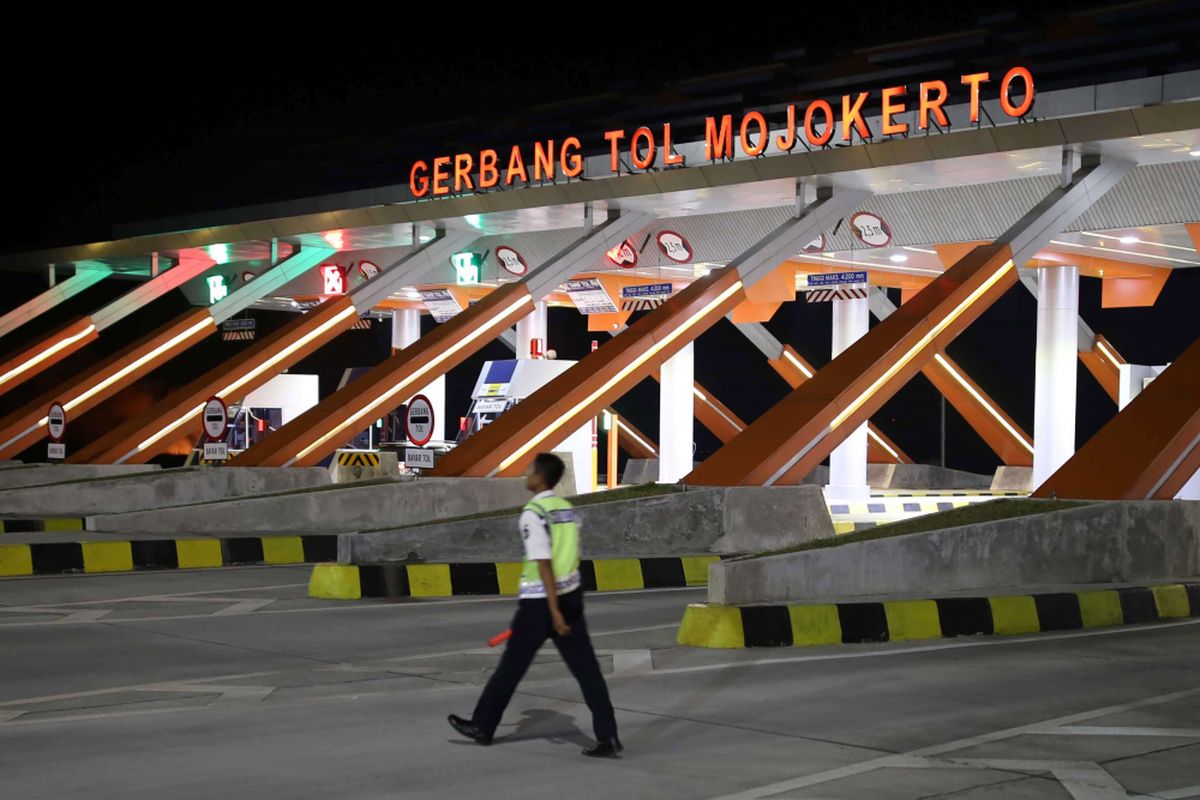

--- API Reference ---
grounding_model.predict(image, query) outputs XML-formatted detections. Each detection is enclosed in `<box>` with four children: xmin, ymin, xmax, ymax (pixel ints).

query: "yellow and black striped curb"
<box><xmin>309</xmin><ymin>555</ymin><xmax>719</xmax><ymax>600</ymax></box>
<box><xmin>0</xmin><ymin>517</ymin><xmax>86</xmax><ymax>533</ymax></box>
<box><xmin>0</xmin><ymin>535</ymin><xmax>337</xmax><ymax>577</ymax></box>
<box><xmin>676</xmin><ymin>583</ymin><xmax>1200</xmax><ymax>648</ymax></box>
<box><xmin>336</xmin><ymin>452</ymin><xmax>381</xmax><ymax>467</ymax></box>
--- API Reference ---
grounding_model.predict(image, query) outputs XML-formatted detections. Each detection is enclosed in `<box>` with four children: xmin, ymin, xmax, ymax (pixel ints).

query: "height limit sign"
<box><xmin>46</xmin><ymin>402</ymin><xmax>66</xmax><ymax>460</ymax></box>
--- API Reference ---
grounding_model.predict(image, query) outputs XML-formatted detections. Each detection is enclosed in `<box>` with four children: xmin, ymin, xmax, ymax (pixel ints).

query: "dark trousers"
<box><xmin>472</xmin><ymin>588</ymin><xmax>617</xmax><ymax>740</ymax></box>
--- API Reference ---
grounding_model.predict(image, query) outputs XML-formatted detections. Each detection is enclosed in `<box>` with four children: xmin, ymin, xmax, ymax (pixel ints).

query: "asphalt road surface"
<box><xmin>2</xmin><ymin>566</ymin><xmax>1199</xmax><ymax>799</ymax></box>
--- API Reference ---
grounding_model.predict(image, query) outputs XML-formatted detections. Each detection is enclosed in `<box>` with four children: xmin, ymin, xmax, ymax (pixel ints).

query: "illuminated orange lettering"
<box><xmin>662</xmin><ymin>124</ymin><xmax>684</xmax><ymax>166</ymax></box>
<box><xmin>841</xmin><ymin>92</ymin><xmax>871</xmax><ymax>142</ymax></box>
<box><xmin>740</xmin><ymin>111</ymin><xmax>769</xmax><ymax>156</ymax></box>
<box><xmin>804</xmin><ymin>100</ymin><xmax>834</xmax><ymax>147</ymax></box>
<box><xmin>604</xmin><ymin>129</ymin><xmax>625</xmax><ymax>173</ymax></box>
<box><xmin>432</xmin><ymin>156</ymin><xmax>451</xmax><ymax>196</ymax></box>
<box><xmin>705</xmin><ymin>115</ymin><xmax>734</xmax><ymax>161</ymax></box>
<box><xmin>1000</xmin><ymin>66</ymin><xmax>1034</xmax><ymax>117</ymax></box>
<box><xmin>775</xmin><ymin>104</ymin><xmax>797</xmax><ymax>152</ymax></box>
<box><xmin>918</xmin><ymin>80</ymin><xmax>949</xmax><ymax>129</ymax></box>
<box><xmin>410</xmin><ymin>160</ymin><xmax>429</xmax><ymax>198</ymax></box>
<box><xmin>505</xmin><ymin>146</ymin><xmax>528</xmax><ymax>186</ymax></box>
<box><xmin>479</xmin><ymin>149</ymin><xmax>499</xmax><ymax>189</ymax></box>
<box><xmin>454</xmin><ymin>153</ymin><xmax>475</xmax><ymax>192</ymax></box>
<box><xmin>631</xmin><ymin>126</ymin><xmax>656</xmax><ymax>169</ymax></box>
<box><xmin>533</xmin><ymin>140</ymin><xmax>555</xmax><ymax>181</ymax></box>
<box><xmin>961</xmin><ymin>72</ymin><xmax>990</xmax><ymax>123</ymax></box>
<box><xmin>881</xmin><ymin>86</ymin><xmax>908</xmax><ymax>136</ymax></box>
<box><xmin>560</xmin><ymin>137</ymin><xmax>583</xmax><ymax>178</ymax></box>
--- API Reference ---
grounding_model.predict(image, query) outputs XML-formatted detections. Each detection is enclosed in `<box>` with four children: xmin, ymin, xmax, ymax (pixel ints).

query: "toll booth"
<box><xmin>460</xmin><ymin>359</ymin><xmax>595</xmax><ymax>492</ymax></box>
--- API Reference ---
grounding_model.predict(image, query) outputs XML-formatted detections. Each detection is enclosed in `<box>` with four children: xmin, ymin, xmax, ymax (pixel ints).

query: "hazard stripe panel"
<box><xmin>335</xmin><ymin>452</ymin><xmax>381</xmax><ymax>467</ymax></box>
<box><xmin>309</xmin><ymin>555</ymin><xmax>720</xmax><ymax>600</ymax></box>
<box><xmin>0</xmin><ymin>517</ymin><xmax>86</xmax><ymax>533</ymax></box>
<box><xmin>0</xmin><ymin>535</ymin><xmax>338</xmax><ymax>576</ymax></box>
<box><xmin>676</xmin><ymin>583</ymin><xmax>1200</xmax><ymax>648</ymax></box>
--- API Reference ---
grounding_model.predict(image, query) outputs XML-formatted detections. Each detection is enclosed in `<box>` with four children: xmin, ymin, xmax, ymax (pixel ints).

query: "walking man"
<box><xmin>448</xmin><ymin>452</ymin><xmax>622</xmax><ymax>757</ymax></box>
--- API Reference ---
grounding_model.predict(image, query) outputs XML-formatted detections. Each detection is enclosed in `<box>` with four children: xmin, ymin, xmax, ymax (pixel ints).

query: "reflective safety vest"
<box><xmin>519</xmin><ymin>495</ymin><xmax>581</xmax><ymax>597</ymax></box>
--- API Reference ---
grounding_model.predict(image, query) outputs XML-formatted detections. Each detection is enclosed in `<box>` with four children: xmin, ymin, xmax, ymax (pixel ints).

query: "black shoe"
<box><xmin>582</xmin><ymin>737</ymin><xmax>623</xmax><ymax>758</ymax></box>
<box><xmin>448</xmin><ymin>714</ymin><xmax>493</xmax><ymax>745</ymax></box>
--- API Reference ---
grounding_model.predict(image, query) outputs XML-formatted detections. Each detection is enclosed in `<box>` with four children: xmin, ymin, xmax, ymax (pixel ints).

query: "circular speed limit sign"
<box><xmin>404</xmin><ymin>395</ymin><xmax>435</xmax><ymax>447</ymax></box>
<box><xmin>202</xmin><ymin>397</ymin><xmax>228</xmax><ymax>440</ymax></box>
<box><xmin>46</xmin><ymin>402</ymin><xmax>66</xmax><ymax>442</ymax></box>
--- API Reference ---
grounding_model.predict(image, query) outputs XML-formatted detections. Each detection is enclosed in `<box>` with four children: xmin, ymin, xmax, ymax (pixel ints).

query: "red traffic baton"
<box><xmin>488</xmin><ymin>629</ymin><xmax>512</xmax><ymax>647</ymax></box>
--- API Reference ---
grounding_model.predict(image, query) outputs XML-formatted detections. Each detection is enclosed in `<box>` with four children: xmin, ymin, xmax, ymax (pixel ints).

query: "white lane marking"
<box><xmin>211</xmin><ymin>599</ymin><xmax>276</xmax><ymax>616</ymax></box>
<box><xmin>0</xmin><ymin>670</ymin><xmax>282</xmax><ymax>708</ymax></box>
<box><xmin>53</xmin><ymin>609</ymin><xmax>111</xmax><ymax>624</ymax></box>
<box><xmin>650</xmin><ymin>618</ymin><xmax>1200</xmax><ymax>678</ymax></box>
<box><xmin>1051</xmin><ymin>726</ymin><xmax>1200</xmax><ymax>738</ymax></box>
<box><xmin>610</xmin><ymin>650</ymin><xmax>654</xmax><ymax>676</ymax></box>
<box><xmin>703</xmin><ymin>686</ymin><xmax>1200</xmax><ymax>800</ymax></box>
<box><xmin>1153</xmin><ymin>785</ymin><xmax>1200</xmax><ymax>799</ymax></box>
<box><xmin>0</xmin><ymin>586</ymin><xmax>705</xmax><ymax>627</ymax></box>
<box><xmin>3</xmin><ymin>582</ymin><xmax>311</xmax><ymax>609</ymax></box>
<box><xmin>147</xmin><ymin>681</ymin><xmax>275</xmax><ymax>705</ymax></box>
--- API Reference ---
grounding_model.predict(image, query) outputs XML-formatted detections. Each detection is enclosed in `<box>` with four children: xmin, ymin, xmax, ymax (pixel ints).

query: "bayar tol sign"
<box><xmin>409</xmin><ymin>67</ymin><xmax>1034</xmax><ymax>197</ymax></box>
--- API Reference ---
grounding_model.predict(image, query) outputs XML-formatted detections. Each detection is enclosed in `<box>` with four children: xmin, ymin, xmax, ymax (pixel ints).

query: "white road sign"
<box><xmin>404</xmin><ymin>448</ymin><xmax>436</xmax><ymax>469</ymax></box>
<box><xmin>46</xmin><ymin>402</ymin><xmax>66</xmax><ymax>442</ymax></box>
<box><xmin>202</xmin><ymin>397</ymin><xmax>228</xmax><ymax>440</ymax></box>
<box><xmin>405</xmin><ymin>395</ymin><xmax>436</xmax><ymax>447</ymax></box>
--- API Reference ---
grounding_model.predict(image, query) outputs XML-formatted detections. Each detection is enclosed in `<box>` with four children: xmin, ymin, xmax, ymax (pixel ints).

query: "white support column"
<box><xmin>392</xmin><ymin>308</ymin><xmax>445</xmax><ymax>443</ymax></box>
<box><xmin>826</xmin><ymin>294</ymin><xmax>870</xmax><ymax>501</ymax></box>
<box><xmin>391</xmin><ymin>308</ymin><xmax>420</xmax><ymax>350</ymax></box>
<box><xmin>659</xmin><ymin>341</ymin><xmax>694</xmax><ymax>483</ymax></box>
<box><xmin>1176</xmin><ymin>467</ymin><xmax>1200</xmax><ymax>501</ymax></box>
<box><xmin>514</xmin><ymin>301</ymin><xmax>547</xmax><ymax>359</ymax></box>
<box><xmin>1032</xmin><ymin>265</ymin><xmax>1080</xmax><ymax>489</ymax></box>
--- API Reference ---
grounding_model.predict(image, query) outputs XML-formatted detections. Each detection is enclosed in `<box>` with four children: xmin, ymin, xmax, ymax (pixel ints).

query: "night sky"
<box><xmin>2</xmin><ymin>4</ymin><xmax>1198</xmax><ymax>474</ymax></box>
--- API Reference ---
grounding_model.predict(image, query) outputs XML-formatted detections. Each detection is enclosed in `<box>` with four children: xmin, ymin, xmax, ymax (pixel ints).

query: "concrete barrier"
<box><xmin>868</xmin><ymin>464</ymin><xmax>993</xmax><ymax>490</ymax></box>
<box><xmin>0</xmin><ymin>464</ymin><xmax>160</xmax><ymax>491</ymax></box>
<box><xmin>0</xmin><ymin>466</ymin><xmax>329</xmax><ymax>517</ymax></box>
<box><xmin>992</xmin><ymin>466</ymin><xmax>1034</xmax><ymax>492</ymax></box>
<box><xmin>709</xmin><ymin>500</ymin><xmax>1200</xmax><ymax>606</ymax></box>
<box><xmin>88</xmin><ymin>476</ymin><xmax>531</xmax><ymax>535</ymax></box>
<box><xmin>329</xmin><ymin>451</ymin><xmax>398</xmax><ymax>483</ymax></box>
<box><xmin>341</xmin><ymin>484</ymin><xmax>834</xmax><ymax>564</ymax></box>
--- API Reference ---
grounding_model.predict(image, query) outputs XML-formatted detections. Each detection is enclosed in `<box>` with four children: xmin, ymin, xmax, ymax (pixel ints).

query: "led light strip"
<box><xmin>1047</xmin><ymin>239</ymin><xmax>1200</xmax><ymax>266</ymax></box>
<box><xmin>866</xmin><ymin>428</ymin><xmax>901</xmax><ymax>460</ymax></box>
<box><xmin>495</xmin><ymin>281</ymin><xmax>744</xmax><ymax>474</ymax></box>
<box><xmin>933</xmin><ymin>353</ymin><xmax>1034</xmax><ymax>454</ymax></box>
<box><xmin>616</xmin><ymin>419</ymin><xmax>657</xmax><ymax>456</ymax></box>
<box><xmin>696</xmin><ymin>392</ymin><xmax>744</xmax><ymax>432</ymax></box>
<box><xmin>1079</xmin><ymin>230</ymin><xmax>1197</xmax><ymax>254</ymax></box>
<box><xmin>289</xmin><ymin>294</ymin><xmax>534</xmax><ymax>465</ymax></box>
<box><xmin>0</xmin><ymin>318</ymin><xmax>218</xmax><ymax>454</ymax></box>
<box><xmin>121</xmin><ymin>304</ymin><xmax>360</xmax><ymax>462</ymax></box>
<box><xmin>67</xmin><ymin>318</ymin><xmax>215</xmax><ymax>413</ymax></box>
<box><xmin>0</xmin><ymin>324</ymin><xmax>97</xmax><ymax>388</ymax></box>
<box><xmin>216</xmin><ymin>304</ymin><xmax>359</xmax><ymax>398</ymax></box>
<box><xmin>1094</xmin><ymin>339</ymin><xmax>1122</xmax><ymax>367</ymax></box>
<box><xmin>782</xmin><ymin>349</ymin><xmax>814</xmax><ymax>379</ymax></box>
<box><xmin>830</xmin><ymin>260</ymin><xmax>1015</xmax><ymax>432</ymax></box>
